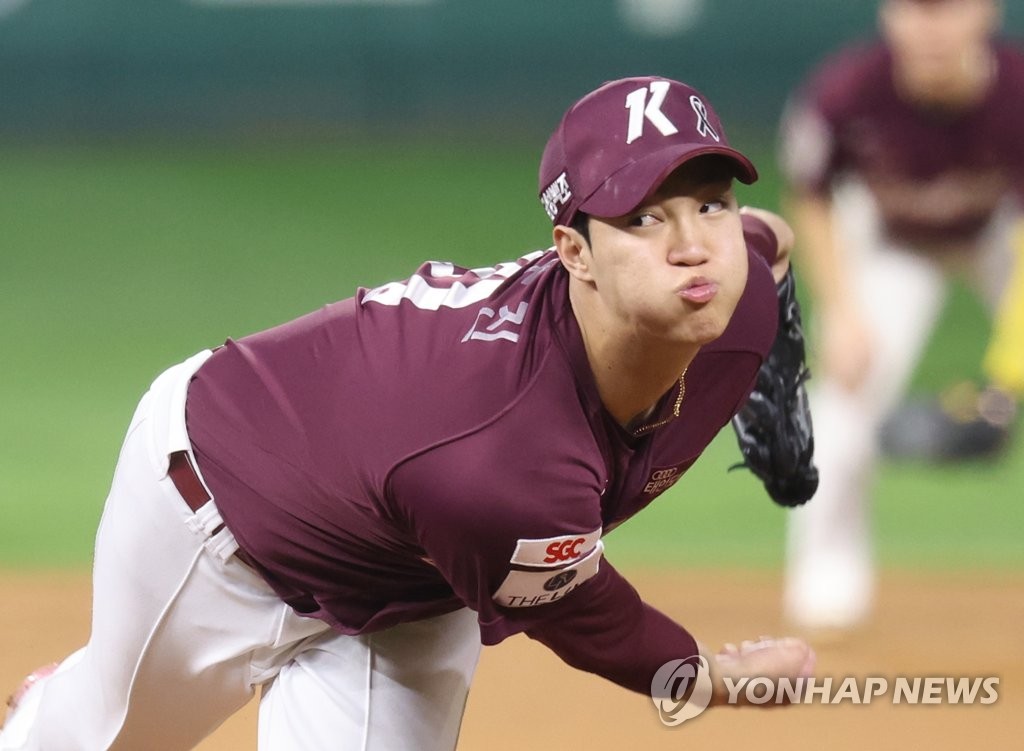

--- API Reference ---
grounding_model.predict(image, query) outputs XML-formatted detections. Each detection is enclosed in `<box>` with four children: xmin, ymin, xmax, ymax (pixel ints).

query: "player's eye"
<box><xmin>699</xmin><ymin>189</ymin><xmax>737</xmax><ymax>215</ymax></box>
<box><xmin>629</xmin><ymin>212</ymin><xmax>659</xmax><ymax>227</ymax></box>
<box><xmin>699</xmin><ymin>200</ymin><xmax>726</xmax><ymax>214</ymax></box>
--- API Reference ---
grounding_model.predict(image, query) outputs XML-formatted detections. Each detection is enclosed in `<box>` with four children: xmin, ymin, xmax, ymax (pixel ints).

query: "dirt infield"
<box><xmin>2</xmin><ymin>568</ymin><xmax>1020</xmax><ymax>749</ymax></box>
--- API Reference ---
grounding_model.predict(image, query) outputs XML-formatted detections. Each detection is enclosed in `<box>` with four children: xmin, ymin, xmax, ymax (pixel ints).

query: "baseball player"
<box><xmin>2</xmin><ymin>76</ymin><xmax>815</xmax><ymax>750</ymax></box>
<box><xmin>780</xmin><ymin>0</ymin><xmax>1024</xmax><ymax>631</ymax></box>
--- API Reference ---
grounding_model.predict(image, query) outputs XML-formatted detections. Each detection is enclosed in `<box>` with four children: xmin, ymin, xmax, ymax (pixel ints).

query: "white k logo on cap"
<box><xmin>625</xmin><ymin>80</ymin><xmax>680</xmax><ymax>144</ymax></box>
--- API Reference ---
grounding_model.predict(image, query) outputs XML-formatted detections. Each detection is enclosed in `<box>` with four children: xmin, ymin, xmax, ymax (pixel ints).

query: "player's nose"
<box><xmin>665</xmin><ymin>219</ymin><xmax>711</xmax><ymax>266</ymax></box>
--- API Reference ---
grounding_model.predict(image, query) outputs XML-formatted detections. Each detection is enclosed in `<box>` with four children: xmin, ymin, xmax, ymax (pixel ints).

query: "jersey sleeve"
<box><xmin>741</xmin><ymin>212</ymin><xmax>779</xmax><ymax>268</ymax></box>
<box><xmin>523</xmin><ymin>561</ymin><xmax>700</xmax><ymax>695</ymax></box>
<box><xmin>386</xmin><ymin>443</ymin><xmax>700</xmax><ymax>695</ymax></box>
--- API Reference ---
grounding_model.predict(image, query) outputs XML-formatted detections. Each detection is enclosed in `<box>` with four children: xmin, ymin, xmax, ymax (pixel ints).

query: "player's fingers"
<box><xmin>716</xmin><ymin>636</ymin><xmax>815</xmax><ymax>679</ymax></box>
<box><xmin>712</xmin><ymin>637</ymin><xmax>816</xmax><ymax>709</ymax></box>
<box><xmin>719</xmin><ymin>642</ymin><xmax>740</xmax><ymax>657</ymax></box>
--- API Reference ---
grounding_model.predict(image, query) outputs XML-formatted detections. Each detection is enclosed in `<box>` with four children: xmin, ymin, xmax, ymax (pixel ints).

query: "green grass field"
<box><xmin>1</xmin><ymin>141</ymin><xmax>1021</xmax><ymax>570</ymax></box>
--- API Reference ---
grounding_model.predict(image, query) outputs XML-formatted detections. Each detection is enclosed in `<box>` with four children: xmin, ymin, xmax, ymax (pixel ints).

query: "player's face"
<box><xmin>881</xmin><ymin>0</ymin><xmax>999</xmax><ymax>97</ymax></box>
<box><xmin>584</xmin><ymin>156</ymin><xmax>748</xmax><ymax>346</ymax></box>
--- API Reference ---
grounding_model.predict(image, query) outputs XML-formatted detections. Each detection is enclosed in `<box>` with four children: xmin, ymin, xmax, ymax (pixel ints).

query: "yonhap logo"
<box><xmin>650</xmin><ymin>655</ymin><xmax>713</xmax><ymax>725</ymax></box>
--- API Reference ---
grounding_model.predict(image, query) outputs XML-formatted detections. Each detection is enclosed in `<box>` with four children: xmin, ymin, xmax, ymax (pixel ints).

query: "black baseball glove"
<box><xmin>730</xmin><ymin>267</ymin><xmax>819</xmax><ymax>507</ymax></box>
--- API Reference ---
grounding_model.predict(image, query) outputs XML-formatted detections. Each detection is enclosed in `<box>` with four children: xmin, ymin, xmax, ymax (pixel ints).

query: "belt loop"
<box><xmin>167</xmin><ymin>449</ymin><xmax>259</xmax><ymax>571</ymax></box>
<box><xmin>189</xmin><ymin>500</ymin><xmax>225</xmax><ymax>538</ymax></box>
<box><xmin>207</xmin><ymin>527</ymin><xmax>241</xmax><ymax>563</ymax></box>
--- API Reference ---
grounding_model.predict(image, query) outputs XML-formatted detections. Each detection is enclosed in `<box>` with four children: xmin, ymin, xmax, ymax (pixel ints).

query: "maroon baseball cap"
<box><xmin>538</xmin><ymin>76</ymin><xmax>758</xmax><ymax>226</ymax></box>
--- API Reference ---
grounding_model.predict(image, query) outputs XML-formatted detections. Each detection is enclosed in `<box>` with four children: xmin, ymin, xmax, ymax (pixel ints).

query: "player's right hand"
<box><xmin>701</xmin><ymin>636</ymin><xmax>816</xmax><ymax>708</ymax></box>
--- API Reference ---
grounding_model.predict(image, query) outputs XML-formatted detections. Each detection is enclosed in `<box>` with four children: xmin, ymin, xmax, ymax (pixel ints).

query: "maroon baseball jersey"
<box><xmin>185</xmin><ymin>216</ymin><xmax>779</xmax><ymax>694</ymax></box>
<box><xmin>780</xmin><ymin>41</ymin><xmax>1024</xmax><ymax>245</ymax></box>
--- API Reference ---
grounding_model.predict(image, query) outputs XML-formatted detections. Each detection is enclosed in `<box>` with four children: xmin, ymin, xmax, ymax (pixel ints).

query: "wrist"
<box><xmin>697</xmin><ymin>642</ymin><xmax>729</xmax><ymax>708</ymax></box>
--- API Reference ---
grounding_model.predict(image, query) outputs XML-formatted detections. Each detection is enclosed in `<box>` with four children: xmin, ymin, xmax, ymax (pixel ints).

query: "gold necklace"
<box><xmin>630</xmin><ymin>368</ymin><xmax>688</xmax><ymax>437</ymax></box>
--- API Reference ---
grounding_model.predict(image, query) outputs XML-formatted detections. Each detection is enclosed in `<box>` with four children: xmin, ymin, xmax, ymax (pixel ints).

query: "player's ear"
<box><xmin>554</xmin><ymin>225</ymin><xmax>594</xmax><ymax>282</ymax></box>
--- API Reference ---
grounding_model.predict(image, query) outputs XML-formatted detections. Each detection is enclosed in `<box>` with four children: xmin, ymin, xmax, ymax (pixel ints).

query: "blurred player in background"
<box><xmin>1</xmin><ymin>76</ymin><xmax>816</xmax><ymax>750</ymax></box>
<box><xmin>779</xmin><ymin>0</ymin><xmax>1024</xmax><ymax>631</ymax></box>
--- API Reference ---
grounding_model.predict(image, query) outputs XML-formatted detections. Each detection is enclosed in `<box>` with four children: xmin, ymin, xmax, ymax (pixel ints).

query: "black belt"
<box><xmin>167</xmin><ymin>451</ymin><xmax>259</xmax><ymax>571</ymax></box>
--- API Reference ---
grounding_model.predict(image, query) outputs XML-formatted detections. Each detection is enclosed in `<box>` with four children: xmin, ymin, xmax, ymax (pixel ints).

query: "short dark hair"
<box><xmin>570</xmin><ymin>212</ymin><xmax>591</xmax><ymax>245</ymax></box>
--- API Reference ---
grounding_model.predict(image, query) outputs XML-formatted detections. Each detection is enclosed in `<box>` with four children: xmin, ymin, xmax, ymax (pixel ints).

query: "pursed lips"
<box><xmin>676</xmin><ymin>276</ymin><xmax>719</xmax><ymax>304</ymax></box>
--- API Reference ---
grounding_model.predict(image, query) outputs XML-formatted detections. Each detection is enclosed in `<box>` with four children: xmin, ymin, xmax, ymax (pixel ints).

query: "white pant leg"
<box><xmin>967</xmin><ymin>199</ymin><xmax>1018</xmax><ymax>312</ymax></box>
<box><xmin>1</xmin><ymin>354</ymin><xmax>329</xmax><ymax>750</ymax></box>
<box><xmin>257</xmin><ymin>608</ymin><xmax>481</xmax><ymax>751</ymax></box>
<box><xmin>785</xmin><ymin>183</ymin><xmax>948</xmax><ymax>629</ymax></box>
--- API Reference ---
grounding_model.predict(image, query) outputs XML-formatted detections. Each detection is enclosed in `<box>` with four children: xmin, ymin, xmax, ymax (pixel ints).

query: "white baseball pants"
<box><xmin>0</xmin><ymin>351</ymin><xmax>481</xmax><ymax>750</ymax></box>
<box><xmin>785</xmin><ymin>181</ymin><xmax>1017</xmax><ymax>628</ymax></box>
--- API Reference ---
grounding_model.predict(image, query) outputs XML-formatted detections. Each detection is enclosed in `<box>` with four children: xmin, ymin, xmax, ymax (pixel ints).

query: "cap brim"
<box><xmin>578</xmin><ymin>144</ymin><xmax>758</xmax><ymax>220</ymax></box>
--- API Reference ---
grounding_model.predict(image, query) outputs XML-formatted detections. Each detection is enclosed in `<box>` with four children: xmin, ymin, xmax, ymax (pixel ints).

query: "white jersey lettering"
<box><xmin>461</xmin><ymin>301</ymin><xmax>529</xmax><ymax>343</ymax></box>
<box><xmin>361</xmin><ymin>251</ymin><xmax>545</xmax><ymax>311</ymax></box>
